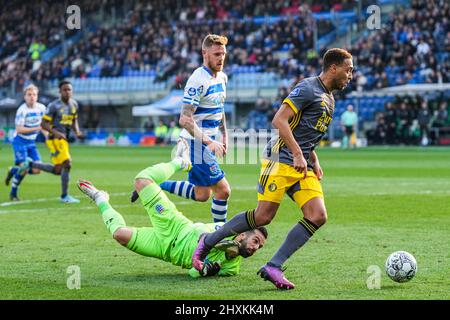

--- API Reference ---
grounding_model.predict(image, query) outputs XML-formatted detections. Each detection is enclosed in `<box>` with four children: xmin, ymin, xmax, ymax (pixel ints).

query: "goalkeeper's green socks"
<box><xmin>95</xmin><ymin>160</ymin><xmax>183</xmax><ymax>235</ymax></box>
<box><xmin>97</xmin><ymin>202</ymin><xmax>126</xmax><ymax>236</ymax></box>
<box><xmin>134</xmin><ymin>159</ymin><xmax>182</xmax><ymax>184</ymax></box>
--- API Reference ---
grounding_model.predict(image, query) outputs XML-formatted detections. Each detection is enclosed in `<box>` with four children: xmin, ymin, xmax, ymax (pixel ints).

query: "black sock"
<box><xmin>268</xmin><ymin>218</ymin><xmax>319</xmax><ymax>268</ymax></box>
<box><xmin>32</xmin><ymin>162</ymin><xmax>55</xmax><ymax>174</ymax></box>
<box><xmin>204</xmin><ymin>209</ymin><xmax>256</xmax><ymax>247</ymax></box>
<box><xmin>61</xmin><ymin>168</ymin><xmax>70</xmax><ymax>198</ymax></box>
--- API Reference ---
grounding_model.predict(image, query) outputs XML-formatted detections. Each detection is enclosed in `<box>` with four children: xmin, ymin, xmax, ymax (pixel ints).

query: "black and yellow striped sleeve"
<box><xmin>283</xmin><ymin>97</ymin><xmax>299</xmax><ymax>114</ymax></box>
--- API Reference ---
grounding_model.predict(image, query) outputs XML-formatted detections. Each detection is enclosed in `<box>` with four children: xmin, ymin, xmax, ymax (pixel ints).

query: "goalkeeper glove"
<box><xmin>214</xmin><ymin>239</ymin><xmax>240</xmax><ymax>256</ymax></box>
<box><xmin>200</xmin><ymin>261</ymin><xmax>221</xmax><ymax>277</ymax></box>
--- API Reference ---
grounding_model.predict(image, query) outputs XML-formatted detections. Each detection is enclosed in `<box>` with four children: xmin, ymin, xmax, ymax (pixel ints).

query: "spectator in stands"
<box><xmin>340</xmin><ymin>104</ymin><xmax>358</xmax><ymax>149</ymax></box>
<box><xmin>397</xmin><ymin>102</ymin><xmax>412</xmax><ymax>145</ymax></box>
<box><xmin>385</xmin><ymin>102</ymin><xmax>397</xmax><ymax>145</ymax></box>
<box><xmin>143</xmin><ymin>118</ymin><xmax>154</xmax><ymax>133</ymax></box>
<box><xmin>418</xmin><ymin>101</ymin><xmax>432</xmax><ymax>146</ymax></box>
<box><xmin>28</xmin><ymin>38</ymin><xmax>46</xmax><ymax>61</ymax></box>
<box><xmin>373</xmin><ymin>114</ymin><xmax>388</xmax><ymax>145</ymax></box>
<box><xmin>432</xmin><ymin>101</ymin><xmax>449</xmax><ymax>128</ymax></box>
<box><xmin>165</xmin><ymin>120</ymin><xmax>181</xmax><ymax>145</ymax></box>
<box><xmin>155</xmin><ymin>120</ymin><xmax>168</xmax><ymax>145</ymax></box>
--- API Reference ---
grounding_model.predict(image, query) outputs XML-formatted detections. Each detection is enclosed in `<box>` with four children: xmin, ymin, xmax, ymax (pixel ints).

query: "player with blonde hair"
<box><xmin>5</xmin><ymin>84</ymin><xmax>46</xmax><ymax>201</ymax></box>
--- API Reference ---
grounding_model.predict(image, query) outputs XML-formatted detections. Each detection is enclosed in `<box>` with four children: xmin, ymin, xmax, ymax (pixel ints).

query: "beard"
<box><xmin>238</xmin><ymin>239</ymin><xmax>253</xmax><ymax>258</ymax></box>
<box><xmin>207</xmin><ymin>61</ymin><xmax>223</xmax><ymax>73</ymax></box>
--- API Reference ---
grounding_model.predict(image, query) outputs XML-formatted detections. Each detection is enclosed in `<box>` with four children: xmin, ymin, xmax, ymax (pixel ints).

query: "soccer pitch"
<box><xmin>0</xmin><ymin>144</ymin><xmax>449</xmax><ymax>300</ymax></box>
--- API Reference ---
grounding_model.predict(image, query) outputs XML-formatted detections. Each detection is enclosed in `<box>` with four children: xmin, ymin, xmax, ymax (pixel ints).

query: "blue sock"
<box><xmin>211</xmin><ymin>198</ymin><xmax>228</xmax><ymax>223</ymax></box>
<box><xmin>11</xmin><ymin>172</ymin><xmax>25</xmax><ymax>196</ymax></box>
<box><xmin>160</xmin><ymin>180</ymin><xmax>196</xmax><ymax>200</ymax></box>
<box><xmin>11</xmin><ymin>167</ymin><xmax>19</xmax><ymax>176</ymax></box>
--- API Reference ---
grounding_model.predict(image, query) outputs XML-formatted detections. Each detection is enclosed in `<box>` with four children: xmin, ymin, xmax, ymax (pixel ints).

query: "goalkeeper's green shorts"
<box><xmin>126</xmin><ymin>182</ymin><xmax>191</xmax><ymax>259</ymax></box>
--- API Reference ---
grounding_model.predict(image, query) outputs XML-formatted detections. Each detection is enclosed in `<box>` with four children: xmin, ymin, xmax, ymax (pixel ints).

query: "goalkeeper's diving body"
<box><xmin>77</xmin><ymin>158</ymin><xmax>267</xmax><ymax>277</ymax></box>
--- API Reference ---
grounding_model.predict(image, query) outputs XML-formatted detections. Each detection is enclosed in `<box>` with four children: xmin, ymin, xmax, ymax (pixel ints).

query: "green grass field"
<box><xmin>0</xmin><ymin>144</ymin><xmax>449</xmax><ymax>300</ymax></box>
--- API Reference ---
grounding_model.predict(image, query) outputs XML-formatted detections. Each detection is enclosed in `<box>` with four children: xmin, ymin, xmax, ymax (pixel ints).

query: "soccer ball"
<box><xmin>385</xmin><ymin>251</ymin><xmax>417</xmax><ymax>283</ymax></box>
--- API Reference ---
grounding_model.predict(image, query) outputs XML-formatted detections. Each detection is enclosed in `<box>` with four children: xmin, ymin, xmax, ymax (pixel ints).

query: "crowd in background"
<box><xmin>1</xmin><ymin>0</ymin><xmax>448</xmax><ymax>96</ymax></box>
<box><xmin>367</xmin><ymin>94</ymin><xmax>450</xmax><ymax>145</ymax></box>
<box><xmin>1</xmin><ymin>0</ymin><xmax>449</xmax><ymax>147</ymax></box>
<box><xmin>351</xmin><ymin>0</ymin><xmax>450</xmax><ymax>91</ymax></box>
<box><xmin>0</xmin><ymin>0</ymin><xmax>105</xmax><ymax>90</ymax></box>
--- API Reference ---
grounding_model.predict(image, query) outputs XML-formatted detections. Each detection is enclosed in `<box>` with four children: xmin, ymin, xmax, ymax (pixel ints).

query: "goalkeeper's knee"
<box><xmin>113</xmin><ymin>228</ymin><xmax>133</xmax><ymax>246</ymax></box>
<box><xmin>134</xmin><ymin>178</ymin><xmax>154</xmax><ymax>193</ymax></box>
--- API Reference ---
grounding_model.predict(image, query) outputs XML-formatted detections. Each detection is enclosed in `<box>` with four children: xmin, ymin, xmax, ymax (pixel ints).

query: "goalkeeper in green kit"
<box><xmin>77</xmin><ymin>157</ymin><xmax>267</xmax><ymax>278</ymax></box>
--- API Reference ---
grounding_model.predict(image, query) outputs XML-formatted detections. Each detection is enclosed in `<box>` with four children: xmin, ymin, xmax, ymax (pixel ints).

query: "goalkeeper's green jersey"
<box><xmin>130</xmin><ymin>182</ymin><xmax>242</xmax><ymax>278</ymax></box>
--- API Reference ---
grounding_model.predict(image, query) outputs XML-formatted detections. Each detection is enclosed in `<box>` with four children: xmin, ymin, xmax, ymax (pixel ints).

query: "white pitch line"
<box><xmin>174</xmin><ymin>198</ymin><xmax>249</xmax><ymax>205</ymax></box>
<box><xmin>0</xmin><ymin>203</ymin><xmax>135</xmax><ymax>215</ymax></box>
<box><xmin>0</xmin><ymin>192</ymin><xmax>131</xmax><ymax>208</ymax></box>
<box><xmin>0</xmin><ymin>187</ymin><xmax>256</xmax><ymax>214</ymax></box>
<box><xmin>0</xmin><ymin>186</ymin><xmax>258</xmax><ymax>208</ymax></box>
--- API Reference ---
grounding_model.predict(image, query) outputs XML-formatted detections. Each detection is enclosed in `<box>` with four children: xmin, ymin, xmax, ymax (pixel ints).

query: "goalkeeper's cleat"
<box><xmin>257</xmin><ymin>264</ymin><xmax>295</xmax><ymax>290</ymax></box>
<box><xmin>172</xmin><ymin>138</ymin><xmax>192</xmax><ymax>172</ymax></box>
<box><xmin>5</xmin><ymin>167</ymin><xmax>14</xmax><ymax>186</ymax></box>
<box><xmin>60</xmin><ymin>194</ymin><xmax>81</xmax><ymax>203</ymax></box>
<box><xmin>192</xmin><ymin>233</ymin><xmax>211</xmax><ymax>272</ymax></box>
<box><xmin>77</xmin><ymin>179</ymin><xmax>109</xmax><ymax>203</ymax></box>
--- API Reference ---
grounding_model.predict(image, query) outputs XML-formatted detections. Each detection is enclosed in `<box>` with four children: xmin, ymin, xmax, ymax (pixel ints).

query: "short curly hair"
<box><xmin>202</xmin><ymin>34</ymin><xmax>228</xmax><ymax>49</ymax></box>
<box><xmin>323</xmin><ymin>48</ymin><xmax>352</xmax><ymax>71</ymax></box>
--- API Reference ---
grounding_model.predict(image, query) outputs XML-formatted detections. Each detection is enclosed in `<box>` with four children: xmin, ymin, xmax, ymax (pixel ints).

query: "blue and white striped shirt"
<box><xmin>14</xmin><ymin>102</ymin><xmax>46</xmax><ymax>141</ymax></box>
<box><xmin>180</xmin><ymin>66</ymin><xmax>227</xmax><ymax>139</ymax></box>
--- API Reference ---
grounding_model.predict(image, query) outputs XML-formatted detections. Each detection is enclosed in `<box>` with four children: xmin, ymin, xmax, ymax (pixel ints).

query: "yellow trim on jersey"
<box><xmin>283</xmin><ymin>98</ymin><xmax>298</xmax><ymax>114</ymax></box>
<box><xmin>258</xmin><ymin>160</ymin><xmax>275</xmax><ymax>189</ymax></box>
<box><xmin>43</xmin><ymin>115</ymin><xmax>53</xmax><ymax>121</ymax></box>
<box><xmin>271</xmin><ymin>111</ymin><xmax>302</xmax><ymax>153</ymax></box>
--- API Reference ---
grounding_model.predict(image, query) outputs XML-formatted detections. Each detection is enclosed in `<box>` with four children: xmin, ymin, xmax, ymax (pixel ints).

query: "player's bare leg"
<box><xmin>192</xmin><ymin>186</ymin><xmax>211</xmax><ymax>202</ymax></box>
<box><xmin>302</xmin><ymin>197</ymin><xmax>327</xmax><ymax>227</ymax></box>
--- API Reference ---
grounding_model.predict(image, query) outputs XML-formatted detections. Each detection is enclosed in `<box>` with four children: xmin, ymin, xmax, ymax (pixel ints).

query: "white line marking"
<box><xmin>0</xmin><ymin>187</ymin><xmax>257</xmax><ymax>208</ymax></box>
<box><xmin>0</xmin><ymin>203</ymin><xmax>135</xmax><ymax>215</ymax></box>
<box><xmin>0</xmin><ymin>192</ymin><xmax>131</xmax><ymax>207</ymax></box>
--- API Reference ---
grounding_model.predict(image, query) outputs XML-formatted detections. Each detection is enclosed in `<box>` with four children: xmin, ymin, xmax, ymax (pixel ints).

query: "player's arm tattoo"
<box><xmin>219</xmin><ymin>111</ymin><xmax>227</xmax><ymax>137</ymax></box>
<box><xmin>179</xmin><ymin>104</ymin><xmax>211</xmax><ymax>144</ymax></box>
<box><xmin>219</xmin><ymin>112</ymin><xmax>228</xmax><ymax>151</ymax></box>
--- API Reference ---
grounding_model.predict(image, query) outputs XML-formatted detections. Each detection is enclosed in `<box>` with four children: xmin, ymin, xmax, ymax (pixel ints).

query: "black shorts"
<box><xmin>344</xmin><ymin>125</ymin><xmax>354</xmax><ymax>135</ymax></box>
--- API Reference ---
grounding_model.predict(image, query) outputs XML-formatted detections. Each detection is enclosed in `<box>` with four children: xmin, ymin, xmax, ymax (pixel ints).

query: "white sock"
<box><xmin>95</xmin><ymin>192</ymin><xmax>108</xmax><ymax>206</ymax></box>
